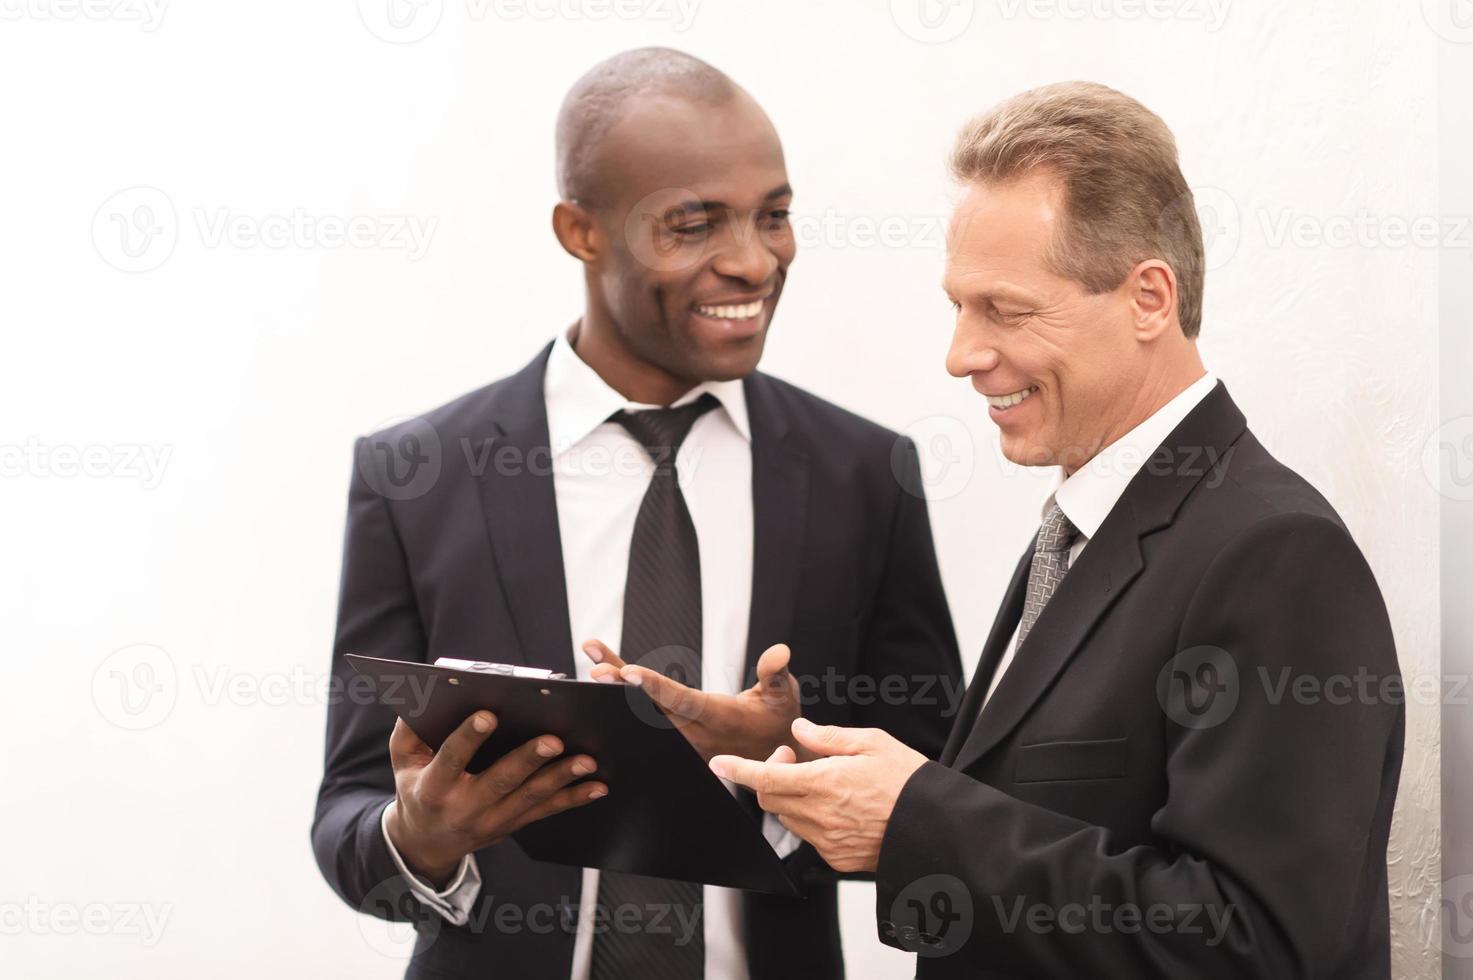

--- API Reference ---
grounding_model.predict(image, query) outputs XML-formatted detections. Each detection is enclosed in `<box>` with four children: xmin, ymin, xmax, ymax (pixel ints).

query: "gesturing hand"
<box><xmin>384</xmin><ymin>711</ymin><xmax>607</xmax><ymax>886</ymax></box>
<box><xmin>581</xmin><ymin>639</ymin><xmax>809</xmax><ymax>763</ymax></box>
<box><xmin>709</xmin><ymin>717</ymin><xmax>927</xmax><ymax>873</ymax></box>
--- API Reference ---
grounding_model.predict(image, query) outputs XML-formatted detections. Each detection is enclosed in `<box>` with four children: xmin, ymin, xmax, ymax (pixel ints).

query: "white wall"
<box><xmin>0</xmin><ymin>1</ymin><xmax>1442</xmax><ymax>977</ymax></box>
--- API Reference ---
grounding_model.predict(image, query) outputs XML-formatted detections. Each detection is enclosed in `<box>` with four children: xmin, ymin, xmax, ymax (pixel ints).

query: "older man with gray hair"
<box><xmin>715</xmin><ymin>82</ymin><xmax>1403</xmax><ymax>979</ymax></box>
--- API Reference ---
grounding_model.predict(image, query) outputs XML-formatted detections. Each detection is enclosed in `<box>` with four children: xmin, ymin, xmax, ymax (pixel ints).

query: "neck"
<box><xmin>1062</xmin><ymin>345</ymin><xmax>1207</xmax><ymax>478</ymax></box>
<box><xmin>571</xmin><ymin>309</ymin><xmax>695</xmax><ymax>407</ymax></box>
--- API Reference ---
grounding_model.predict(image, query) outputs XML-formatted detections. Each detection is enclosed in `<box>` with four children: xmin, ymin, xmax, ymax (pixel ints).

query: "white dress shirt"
<box><xmin>382</xmin><ymin>329</ymin><xmax>797</xmax><ymax>979</ymax></box>
<box><xmin>982</xmin><ymin>371</ymin><xmax>1218</xmax><ymax>706</ymax></box>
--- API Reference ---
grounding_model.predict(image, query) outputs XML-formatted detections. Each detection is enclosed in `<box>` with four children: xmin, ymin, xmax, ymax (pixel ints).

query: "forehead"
<box><xmin>597</xmin><ymin>93</ymin><xmax>789</xmax><ymax>208</ymax></box>
<box><xmin>944</xmin><ymin>174</ymin><xmax>1064</xmax><ymax>292</ymax></box>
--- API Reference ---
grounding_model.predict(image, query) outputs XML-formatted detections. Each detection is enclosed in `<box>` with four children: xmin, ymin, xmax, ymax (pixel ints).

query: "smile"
<box><xmin>695</xmin><ymin>300</ymin><xmax>764</xmax><ymax>320</ymax></box>
<box><xmin>985</xmin><ymin>385</ymin><xmax>1039</xmax><ymax>410</ymax></box>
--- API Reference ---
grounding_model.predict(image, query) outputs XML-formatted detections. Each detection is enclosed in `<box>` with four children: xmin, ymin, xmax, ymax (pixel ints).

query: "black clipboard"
<box><xmin>347</xmin><ymin>655</ymin><xmax>798</xmax><ymax>896</ymax></box>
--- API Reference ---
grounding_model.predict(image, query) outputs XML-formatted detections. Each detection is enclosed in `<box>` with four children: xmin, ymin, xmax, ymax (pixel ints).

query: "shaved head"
<box><xmin>549</xmin><ymin>47</ymin><xmax>794</xmax><ymax>402</ymax></box>
<box><xmin>555</xmin><ymin>47</ymin><xmax>741</xmax><ymax>204</ymax></box>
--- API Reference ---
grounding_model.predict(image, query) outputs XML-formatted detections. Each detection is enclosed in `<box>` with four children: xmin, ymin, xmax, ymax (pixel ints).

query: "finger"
<box><xmin>581</xmin><ymin>639</ymin><xmax>627</xmax><ymax>670</ymax></box>
<box><xmin>499</xmin><ymin>780</ymin><xmax>609</xmax><ymax>836</ymax></box>
<box><xmin>491</xmin><ymin>753</ymin><xmax>598</xmax><ymax>823</ymax></box>
<box><xmin>388</xmin><ymin>717</ymin><xmax>434</xmax><ymax>769</ymax></box>
<box><xmin>421</xmin><ymin>711</ymin><xmax>497</xmax><ymax>793</ymax></box>
<box><xmin>754</xmin><ymin>643</ymin><xmax>794</xmax><ymax>700</ymax></box>
<box><xmin>589</xmin><ymin>663</ymin><xmax>624</xmax><ymax>684</ymax></box>
<box><xmin>621</xmin><ymin>664</ymin><xmax>708</xmax><ymax>721</ymax></box>
<box><xmin>471</xmin><ymin>733</ymin><xmax>564</xmax><ymax>803</ymax></box>
<box><xmin>708</xmin><ymin>754</ymin><xmax>811</xmax><ymax>797</ymax></box>
<box><xmin>790</xmin><ymin>717</ymin><xmax>876</xmax><ymax>758</ymax></box>
<box><xmin>767</xmin><ymin>744</ymin><xmax>799</xmax><ymax>765</ymax></box>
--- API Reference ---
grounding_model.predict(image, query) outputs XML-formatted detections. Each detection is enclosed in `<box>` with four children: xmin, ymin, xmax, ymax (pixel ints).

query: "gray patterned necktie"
<box><xmin>1015</xmin><ymin>504</ymin><xmax>1077</xmax><ymax>651</ymax></box>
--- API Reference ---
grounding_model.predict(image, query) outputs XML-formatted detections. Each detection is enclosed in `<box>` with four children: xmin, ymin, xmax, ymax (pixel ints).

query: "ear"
<box><xmin>1126</xmin><ymin>259</ymin><xmax>1179</xmax><ymax>342</ymax></box>
<box><xmin>552</xmin><ymin>200</ymin><xmax>600</xmax><ymax>264</ymax></box>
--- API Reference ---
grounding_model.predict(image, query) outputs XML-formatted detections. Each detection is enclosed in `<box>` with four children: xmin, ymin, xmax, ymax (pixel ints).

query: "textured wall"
<box><xmin>0</xmin><ymin>1</ymin><xmax>1440</xmax><ymax>976</ymax></box>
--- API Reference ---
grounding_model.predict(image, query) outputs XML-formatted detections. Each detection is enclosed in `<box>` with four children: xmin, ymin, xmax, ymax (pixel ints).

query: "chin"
<box><xmin>694</xmin><ymin>336</ymin><xmax>767</xmax><ymax>382</ymax></box>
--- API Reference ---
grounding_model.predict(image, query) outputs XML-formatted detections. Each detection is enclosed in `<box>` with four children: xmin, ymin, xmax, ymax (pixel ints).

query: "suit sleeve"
<box><xmin>310</xmin><ymin>438</ymin><xmax>436</xmax><ymax>923</ymax></box>
<box><xmin>874</xmin><ymin>511</ymin><xmax>1403</xmax><ymax>978</ymax></box>
<box><xmin>854</xmin><ymin>436</ymin><xmax>964</xmax><ymax>758</ymax></box>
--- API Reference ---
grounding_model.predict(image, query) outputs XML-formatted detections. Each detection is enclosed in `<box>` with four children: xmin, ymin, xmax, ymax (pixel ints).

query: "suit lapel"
<box><xmin>742</xmin><ymin>374</ymin><xmax>809</xmax><ymax>684</ymax></box>
<box><xmin>940</xmin><ymin>546</ymin><xmax>1032</xmax><ymax>766</ymax></box>
<box><xmin>951</xmin><ymin>381</ymin><xmax>1248</xmax><ymax>772</ymax></box>
<box><xmin>473</xmin><ymin>343</ymin><xmax>577</xmax><ymax>678</ymax></box>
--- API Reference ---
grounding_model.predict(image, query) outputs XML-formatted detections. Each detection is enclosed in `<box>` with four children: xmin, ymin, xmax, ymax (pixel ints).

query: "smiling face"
<box><xmin>585</xmin><ymin>91</ymin><xmax>794</xmax><ymax>385</ymax></box>
<box><xmin>943</xmin><ymin>172</ymin><xmax>1152</xmax><ymax>472</ymax></box>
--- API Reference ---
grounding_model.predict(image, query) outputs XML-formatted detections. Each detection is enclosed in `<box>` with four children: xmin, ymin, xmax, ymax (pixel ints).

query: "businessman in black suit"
<box><xmin>717</xmin><ymin>82</ymin><xmax>1404</xmax><ymax>978</ymax></box>
<box><xmin>312</xmin><ymin>48</ymin><xmax>961</xmax><ymax>980</ymax></box>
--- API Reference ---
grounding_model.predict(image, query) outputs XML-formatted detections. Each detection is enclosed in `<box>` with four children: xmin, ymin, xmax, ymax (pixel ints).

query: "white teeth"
<box><xmin>986</xmin><ymin>385</ymin><xmax>1039</xmax><ymax>409</ymax></box>
<box><xmin>696</xmin><ymin>300</ymin><xmax>764</xmax><ymax>320</ymax></box>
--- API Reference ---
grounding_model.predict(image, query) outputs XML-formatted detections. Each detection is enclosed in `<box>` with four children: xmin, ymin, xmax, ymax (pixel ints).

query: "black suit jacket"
<box><xmin>875</xmin><ymin>382</ymin><xmax>1403</xmax><ymax>979</ymax></box>
<box><xmin>313</xmin><ymin>343</ymin><xmax>962</xmax><ymax>980</ymax></box>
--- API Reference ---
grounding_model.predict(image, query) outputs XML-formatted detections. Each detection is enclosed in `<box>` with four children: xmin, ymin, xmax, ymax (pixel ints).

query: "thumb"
<box><xmin>755</xmin><ymin>643</ymin><xmax>795</xmax><ymax>702</ymax></box>
<box><xmin>790</xmin><ymin>717</ymin><xmax>874</xmax><ymax>758</ymax></box>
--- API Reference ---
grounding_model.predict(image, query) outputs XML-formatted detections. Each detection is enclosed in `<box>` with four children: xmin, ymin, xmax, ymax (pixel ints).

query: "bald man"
<box><xmin>312</xmin><ymin>48</ymin><xmax>962</xmax><ymax>980</ymax></box>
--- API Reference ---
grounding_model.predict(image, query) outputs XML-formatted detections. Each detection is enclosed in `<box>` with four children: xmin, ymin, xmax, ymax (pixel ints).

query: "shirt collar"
<box><xmin>543</xmin><ymin>328</ymin><xmax>751</xmax><ymax>456</ymax></box>
<box><xmin>1045</xmin><ymin>371</ymin><xmax>1219</xmax><ymax>539</ymax></box>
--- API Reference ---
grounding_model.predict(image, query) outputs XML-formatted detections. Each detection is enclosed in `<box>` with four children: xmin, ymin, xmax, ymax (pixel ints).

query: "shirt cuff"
<box><xmin>380</xmin><ymin>802</ymin><xmax>482</xmax><ymax>926</ymax></box>
<box><xmin>762</xmin><ymin>811</ymin><xmax>802</xmax><ymax>859</ymax></box>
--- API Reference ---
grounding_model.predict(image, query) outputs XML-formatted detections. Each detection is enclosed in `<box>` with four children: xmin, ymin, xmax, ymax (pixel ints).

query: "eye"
<box><xmin>990</xmin><ymin>304</ymin><xmax>1031</xmax><ymax>324</ymax></box>
<box><xmin>672</xmin><ymin>221</ymin><xmax>714</xmax><ymax>237</ymax></box>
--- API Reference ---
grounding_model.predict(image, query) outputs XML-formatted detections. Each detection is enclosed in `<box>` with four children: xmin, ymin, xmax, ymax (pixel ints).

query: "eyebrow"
<box><xmin>667</xmin><ymin>184</ymin><xmax>794</xmax><ymax>217</ymax></box>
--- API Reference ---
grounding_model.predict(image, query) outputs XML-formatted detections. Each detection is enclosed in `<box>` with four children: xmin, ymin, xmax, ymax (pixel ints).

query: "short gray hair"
<box><xmin>950</xmin><ymin>81</ymin><xmax>1205</xmax><ymax>338</ymax></box>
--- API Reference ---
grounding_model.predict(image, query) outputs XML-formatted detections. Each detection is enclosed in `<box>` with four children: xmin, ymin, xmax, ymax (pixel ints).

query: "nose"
<box><xmin>711</xmin><ymin>220</ymin><xmax>779</xmax><ymax>285</ymax></box>
<box><xmin>945</xmin><ymin>316</ymin><xmax>1000</xmax><ymax>378</ymax></box>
